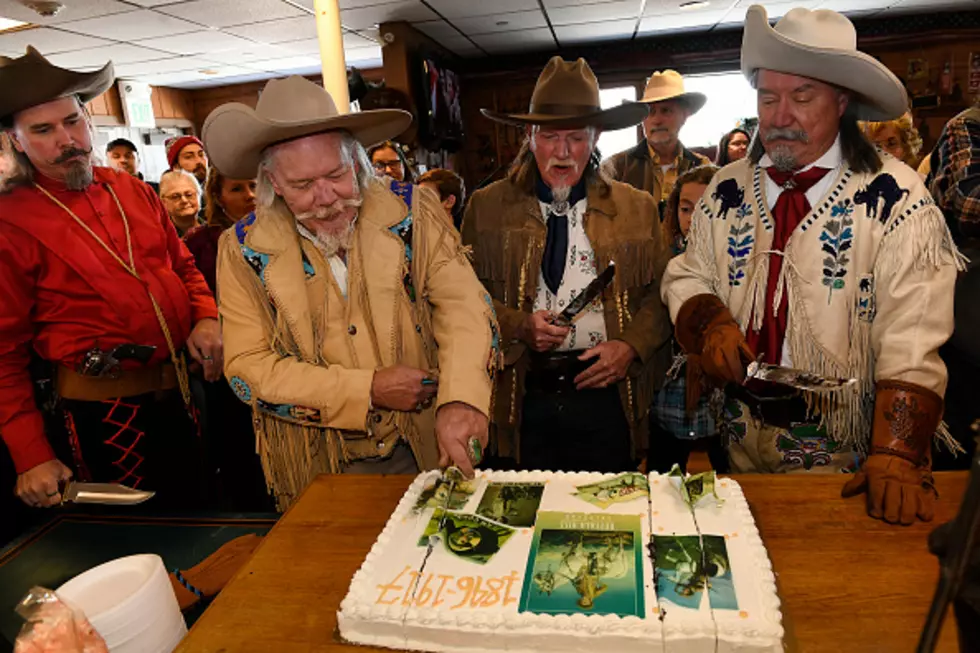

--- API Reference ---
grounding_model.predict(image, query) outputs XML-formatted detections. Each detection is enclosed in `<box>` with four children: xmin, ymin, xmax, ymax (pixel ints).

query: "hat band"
<box><xmin>527</xmin><ymin>102</ymin><xmax>602</xmax><ymax>117</ymax></box>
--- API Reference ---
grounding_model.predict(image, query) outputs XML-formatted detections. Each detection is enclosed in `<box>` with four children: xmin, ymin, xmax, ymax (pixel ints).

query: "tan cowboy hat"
<box><xmin>202</xmin><ymin>75</ymin><xmax>413</xmax><ymax>179</ymax></box>
<box><xmin>481</xmin><ymin>56</ymin><xmax>648</xmax><ymax>131</ymax></box>
<box><xmin>639</xmin><ymin>70</ymin><xmax>706</xmax><ymax>113</ymax></box>
<box><xmin>0</xmin><ymin>46</ymin><xmax>114</xmax><ymax>125</ymax></box>
<box><xmin>741</xmin><ymin>5</ymin><xmax>907</xmax><ymax>121</ymax></box>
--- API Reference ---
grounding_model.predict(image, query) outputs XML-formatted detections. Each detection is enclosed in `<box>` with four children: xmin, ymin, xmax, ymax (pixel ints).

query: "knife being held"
<box><xmin>745</xmin><ymin>358</ymin><xmax>856</xmax><ymax>393</ymax></box>
<box><xmin>551</xmin><ymin>262</ymin><xmax>616</xmax><ymax>328</ymax></box>
<box><xmin>60</xmin><ymin>481</ymin><xmax>155</xmax><ymax>506</ymax></box>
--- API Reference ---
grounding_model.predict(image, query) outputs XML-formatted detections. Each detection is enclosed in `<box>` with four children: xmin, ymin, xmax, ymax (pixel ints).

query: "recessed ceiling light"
<box><xmin>199</xmin><ymin>68</ymin><xmax>219</xmax><ymax>75</ymax></box>
<box><xmin>679</xmin><ymin>0</ymin><xmax>710</xmax><ymax>9</ymax></box>
<box><xmin>0</xmin><ymin>17</ymin><xmax>29</xmax><ymax>33</ymax></box>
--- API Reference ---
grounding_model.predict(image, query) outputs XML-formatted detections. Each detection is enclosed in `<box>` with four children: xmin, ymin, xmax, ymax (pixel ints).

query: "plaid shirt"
<box><xmin>650</xmin><ymin>354</ymin><xmax>716</xmax><ymax>441</ymax></box>
<box><xmin>928</xmin><ymin>106</ymin><xmax>980</xmax><ymax>239</ymax></box>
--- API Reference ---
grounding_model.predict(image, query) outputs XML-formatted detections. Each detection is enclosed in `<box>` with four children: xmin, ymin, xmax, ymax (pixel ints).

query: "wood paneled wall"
<box><xmin>86</xmin><ymin>84</ymin><xmax>194</xmax><ymax>124</ymax></box>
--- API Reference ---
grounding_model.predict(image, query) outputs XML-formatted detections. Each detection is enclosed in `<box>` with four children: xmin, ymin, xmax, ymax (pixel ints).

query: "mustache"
<box><xmin>54</xmin><ymin>147</ymin><xmax>91</xmax><ymax>164</ymax></box>
<box><xmin>295</xmin><ymin>197</ymin><xmax>363</xmax><ymax>222</ymax></box>
<box><xmin>764</xmin><ymin>128</ymin><xmax>809</xmax><ymax>143</ymax></box>
<box><xmin>546</xmin><ymin>158</ymin><xmax>578</xmax><ymax>173</ymax></box>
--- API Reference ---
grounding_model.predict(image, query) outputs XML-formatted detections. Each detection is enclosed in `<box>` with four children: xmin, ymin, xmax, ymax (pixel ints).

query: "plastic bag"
<box><xmin>13</xmin><ymin>587</ymin><xmax>108</xmax><ymax>653</ymax></box>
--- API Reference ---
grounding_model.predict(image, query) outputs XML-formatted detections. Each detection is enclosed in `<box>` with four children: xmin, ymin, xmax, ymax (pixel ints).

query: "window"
<box><xmin>598</xmin><ymin>85</ymin><xmax>639</xmax><ymax>158</ymax></box>
<box><xmin>679</xmin><ymin>72</ymin><xmax>758</xmax><ymax>149</ymax></box>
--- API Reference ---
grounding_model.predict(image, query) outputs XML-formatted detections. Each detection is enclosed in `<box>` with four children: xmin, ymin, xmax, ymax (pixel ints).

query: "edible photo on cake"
<box><xmin>417</xmin><ymin>510</ymin><xmax>516</xmax><ymax>564</ymax></box>
<box><xmin>519</xmin><ymin>512</ymin><xmax>645</xmax><ymax>618</ymax></box>
<box><xmin>653</xmin><ymin>534</ymin><xmax>739</xmax><ymax>611</ymax></box>
<box><xmin>413</xmin><ymin>476</ymin><xmax>479</xmax><ymax>513</ymax></box>
<box><xmin>475</xmin><ymin>482</ymin><xmax>545</xmax><ymax>527</ymax></box>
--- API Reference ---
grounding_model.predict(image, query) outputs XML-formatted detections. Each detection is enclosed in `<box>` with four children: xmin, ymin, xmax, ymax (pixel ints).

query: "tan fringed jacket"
<box><xmin>217</xmin><ymin>180</ymin><xmax>499</xmax><ymax>509</ymax></box>
<box><xmin>461</xmin><ymin>176</ymin><xmax>674</xmax><ymax>460</ymax></box>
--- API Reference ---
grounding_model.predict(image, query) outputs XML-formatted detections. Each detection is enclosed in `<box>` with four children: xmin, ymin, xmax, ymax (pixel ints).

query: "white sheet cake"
<box><xmin>338</xmin><ymin>470</ymin><xmax>783</xmax><ymax>653</ymax></box>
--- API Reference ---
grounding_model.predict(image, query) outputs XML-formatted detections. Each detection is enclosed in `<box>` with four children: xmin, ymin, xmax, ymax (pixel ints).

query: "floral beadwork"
<box><xmin>229</xmin><ymin>376</ymin><xmax>252</xmax><ymax>403</ymax></box>
<box><xmin>819</xmin><ymin>199</ymin><xmax>854</xmax><ymax>302</ymax></box>
<box><xmin>775</xmin><ymin>424</ymin><xmax>840</xmax><ymax>470</ymax></box>
<box><xmin>726</xmin><ymin>203</ymin><xmax>754</xmax><ymax>288</ymax></box>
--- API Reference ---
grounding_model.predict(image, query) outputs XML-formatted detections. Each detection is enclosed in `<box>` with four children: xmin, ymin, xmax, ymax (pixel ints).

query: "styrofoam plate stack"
<box><xmin>57</xmin><ymin>554</ymin><xmax>187</xmax><ymax>653</ymax></box>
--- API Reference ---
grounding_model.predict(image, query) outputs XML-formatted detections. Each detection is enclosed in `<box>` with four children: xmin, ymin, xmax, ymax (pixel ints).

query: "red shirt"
<box><xmin>0</xmin><ymin>167</ymin><xmax>218</xmax><ymax>473</ymax></box>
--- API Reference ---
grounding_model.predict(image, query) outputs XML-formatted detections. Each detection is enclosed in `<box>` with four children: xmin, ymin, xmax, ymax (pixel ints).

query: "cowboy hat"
<box><xmin>639</xmin><ymin>70</ymin><xmax>706</xmax><ymax>113</ymax></box>
<box><xmin>741</xmin><ymin>5</ymin><xmax>907</xmax><ymax>121</ymax></box>
<box><xmin>202</xmin><ymin>75</ymin><xmax>412</xmax><ymax>179</ymax></box>
<box><xmin>481</xmin><ymin>56</ymin><xmax>648</xmax><ymax>131</ymax></box>
<box><xmin>0</xmin><ymin>46</ymin><xmax>114</xmax><ymax>125</ymax></box>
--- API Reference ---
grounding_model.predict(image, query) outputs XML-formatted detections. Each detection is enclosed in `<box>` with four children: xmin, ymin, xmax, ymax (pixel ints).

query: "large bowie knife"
<box><xmin>552</xmin><ymin>262</ymin><xmax>616</xmax><ymax>327</ymax></box>
<box><xmin>745</xmin><ymin>358</ymin><xmax>856</xmax><ymax>393</ymax></box>
<box><xmin>61</xmin><ymin>482</ymin><xmax>155</xmax><ymax>506</ymax></box>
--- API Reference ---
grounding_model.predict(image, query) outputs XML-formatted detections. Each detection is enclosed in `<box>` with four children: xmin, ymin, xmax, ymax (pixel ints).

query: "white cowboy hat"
<box><xmin>741</xmin><ymin>5</ymin><xmax>907</xmax><ymax>121</ymax></box>
<box><xmin>639</xmin><ymin>70</ymin><xmax>706</xmax><ymax>114</ymax></box>
<box><xmin>203</xmin><ymin>75</ymin><xmax>412</xmax><ymax>179</ymax></box>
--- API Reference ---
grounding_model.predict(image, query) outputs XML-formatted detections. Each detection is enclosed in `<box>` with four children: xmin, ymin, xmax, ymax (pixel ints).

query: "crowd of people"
<box><xmin>0</xmin><ymin>5</ymin><xmax>976</xmax><ymax>536</ymax></box>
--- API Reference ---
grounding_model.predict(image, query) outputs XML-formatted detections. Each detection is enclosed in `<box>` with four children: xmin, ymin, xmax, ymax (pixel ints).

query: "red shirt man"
<box><xmin>0</xmin><ymin>47</ymin><xmax>222</xmax><ymax>508</ymax></box>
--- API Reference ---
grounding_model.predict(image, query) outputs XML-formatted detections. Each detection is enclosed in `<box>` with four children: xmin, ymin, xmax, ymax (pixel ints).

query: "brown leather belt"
<box><xmin>56</xmin><ymin>364</ymin><xmax>177</xmax><ymax>402</ymax></box>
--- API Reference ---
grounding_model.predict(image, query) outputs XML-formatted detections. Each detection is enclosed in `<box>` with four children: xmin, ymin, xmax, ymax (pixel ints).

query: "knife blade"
<box><xmin>746</xmin><ymin>360</ymin><xmax>856</xmax><ymax>392</ymax></box>
<box><xmin>552</xmin><ymin>262</ymin><xmax>616</xmax><ymax>327</ymax></box>
<box><xmin>61</xmin><ymin>482</ymin><xmax>156</xmax><ymax>506</ymax></box>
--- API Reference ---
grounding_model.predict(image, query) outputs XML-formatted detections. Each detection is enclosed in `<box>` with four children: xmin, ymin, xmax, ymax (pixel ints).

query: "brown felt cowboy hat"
<box><xmin>203</xmin><ymin>75</ymin><xmax>412</xmax><ymax>179</ymax></box>
<box><xmin>639</xmin><ymin>70</ymin><xmax>707</xmax><ymax>113</ymax></box>
<box><xmin>0</xmin><ymin>46</ymin><xmax>114</xmax><ymax>125</ymax></box>
<box><xmin>481</xmin><ymin>56</ymin><xmax>648</xmax><ymax>131</ymax></box>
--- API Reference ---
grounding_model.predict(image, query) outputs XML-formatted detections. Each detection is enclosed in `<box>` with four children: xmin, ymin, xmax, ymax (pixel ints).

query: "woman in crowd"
<box><xmin>184</xmin><ymin>169</ymin><xmax>270</xmax><ymax>512</ymax></box>
<box><xmin>860</xmin><ymin>111</ymin><xmax>922</xmax><ymax>168</ymax></box>
<box><xmin>158</xmin><ymin>169</ymin><xmax>202</xmax><ymax>237</ymax></box>
<box><xmin>184</xmin><ymin>170</ymin><xmax>257</xmax><ymax>292</ymax></box>
<box><xmin>367</xmin><ymin>140</ymin><xmax>415</xmax><ymax>182</ymax></box>
<box><xmin>418</xmin><ymin>168</ymin><xmax>465</xmax><ymax>230</ymax></box>
<box><xmin>649</xmin><ymin>165</ymin><xmax>725</xmax><ymax>473</ymax></box>
<box><xmin>715</xmin><ymin>127</ymin><xmax>751</xmax><ymax>166</ymax></box>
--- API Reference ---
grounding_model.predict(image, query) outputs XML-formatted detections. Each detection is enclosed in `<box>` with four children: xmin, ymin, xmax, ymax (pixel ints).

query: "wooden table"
<box><xmin>176</xmin><ymin>472</ymin><xmax>968</xmax><ymax>653</ymax></box>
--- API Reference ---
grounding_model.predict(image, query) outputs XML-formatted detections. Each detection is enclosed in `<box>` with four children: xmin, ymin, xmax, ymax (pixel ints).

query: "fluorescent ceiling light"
<box><xmin>0</xmin><ymin>17</ymin><xmax>29</xmax><ymax>32</ymax></box>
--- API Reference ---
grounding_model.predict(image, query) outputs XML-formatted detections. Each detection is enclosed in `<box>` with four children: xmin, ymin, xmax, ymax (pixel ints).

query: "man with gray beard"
<box><xmin>463</xmin><ymin>57</ymin><xmax>674</xmax><ymax>473</ymax></box>
<box><xmin>0</xmin><ymin>48</ymin><xmax>221</xmax><ymax>509</ymax></box>
<box><xmin>662</xmin><ymin>6</ymin><xmax>961</xmax><ymax>525</ymax></box>
<box><xmin>207</xmin><ymin>76</ymin><xmax>498</xmax><ymax>510</ymax></box>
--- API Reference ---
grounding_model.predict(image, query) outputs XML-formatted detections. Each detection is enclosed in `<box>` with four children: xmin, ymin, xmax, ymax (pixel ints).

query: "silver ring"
<box><xmin>202</xmin><ymin>355</ymin><xmax>213</xmax><ymax>361</ymax></box>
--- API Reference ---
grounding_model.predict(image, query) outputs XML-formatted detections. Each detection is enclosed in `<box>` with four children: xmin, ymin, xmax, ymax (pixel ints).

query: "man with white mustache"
<box><xmin>604</xmin><ymin>70</ymin><xmax>710</xmax><ymax>214</ymax></box>
<box><xmin>463</xmin><ymin>57</ymin><xmax>674</xmax><ymax>473</ymax></box>
<box><xmin>662</xmin><ymin>6</ymin><xmax>961</xmax><ymax>525</ymax></box>
<box><xmin>208</xmin><ymin>77</ymin><xmax>498</xmax><ymax>510</ymax></box>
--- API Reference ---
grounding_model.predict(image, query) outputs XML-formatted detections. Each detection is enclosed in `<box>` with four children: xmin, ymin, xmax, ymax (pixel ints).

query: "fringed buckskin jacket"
<box><xmin>217</xmin><ymin>180</ymin><xmax>500</xmax><ymax>510</ymax></box>
<box><xmin>461</xmin><ymin>175</ymin><xmax>675</xmax><ymax>460</ymax></box>
<box><xmin>662</xmin><ymin>156</ymin><xmax>962</xmax><ymax>453</ymax></box>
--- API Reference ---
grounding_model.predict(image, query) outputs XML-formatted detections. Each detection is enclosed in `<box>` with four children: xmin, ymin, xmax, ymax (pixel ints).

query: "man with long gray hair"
<box><xmin>463</xmin><ymin>57</ymin><xmax>674</xmax><ymax>473</ymax></box>
<box><xmin>662</xmin><ymin>6</ymin><xmax>961</xmax><ymax>525</ymax></box>
<box><xmin>207</xmin><ymin>76</ymin><xmax>498</xmax><ymax>510</ymax></box>
<box><xmin>0</xmin><ymin>47</ymin><xmax>221</xmax><ymax>509</ymax></box>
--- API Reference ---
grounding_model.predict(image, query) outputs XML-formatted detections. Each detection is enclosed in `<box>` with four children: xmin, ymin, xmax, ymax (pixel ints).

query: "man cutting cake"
<box><xmin>205</xmin><ymin>77</ymin><xmax>498</xmax><ymax>510</ymax></box>
<box><xmin>661</xmin><ymin>5</ymin><xmax>961</xmax><ymax>525</ymax></box>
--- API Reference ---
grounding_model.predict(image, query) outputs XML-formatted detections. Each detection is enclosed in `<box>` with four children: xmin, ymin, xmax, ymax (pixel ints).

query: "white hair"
<box><xmin>159</xmin><ymin>168</ymin><xmax>202</xmax><ymax>198</ymax></box>
<box><xmin>255</xmin><ymin>130</ymin><xmax>377</xmax><ymax>210</ymax></box>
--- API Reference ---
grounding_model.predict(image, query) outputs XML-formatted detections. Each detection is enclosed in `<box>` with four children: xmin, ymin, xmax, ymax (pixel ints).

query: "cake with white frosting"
<box><xmin>338</xmin><ymin>469</ymin><xmax>783</xmax><ymax>653</ymax></box>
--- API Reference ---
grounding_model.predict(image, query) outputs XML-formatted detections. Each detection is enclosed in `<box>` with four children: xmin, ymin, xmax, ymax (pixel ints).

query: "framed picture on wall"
<box><xmin>907</xmin><ymin>58</ymin><xmax>929</xmax><ymax>81</ymax></box>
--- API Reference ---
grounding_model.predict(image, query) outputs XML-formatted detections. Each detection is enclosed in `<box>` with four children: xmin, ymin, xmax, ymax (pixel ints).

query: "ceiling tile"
<box><xmin>345</xmin><ymin>45</ymin><xmax>383</xmax><ymax>61</ymax></box>
<box><xmin>470</xmin><ymin>27</ymin><xmax>555</xmax><ymax>53</ymax></box>
<box><xmin>156</xmin><ymin>0</ymin><xmax>308</xmax><ymax>28</ymax></box>
<box><xmin>57</xmin><ymin>9</ymin><xmax>202</xmax><ymax>41</ymax></box>
<box><xmin>423</xmin><ymin>0</ymin><xmax>539</xmax><ymax>19</ymax></box>
<box><xmin>275</xmin><ymin>34</ymin><xmax>378</xmax><ymax>56</ymax></box>
<box><xmin>225</xmin><ymin>16</ymin><xmax>318</xmax><ymax>43</ymax></box>
<box><xmin>722</xmin><ymin>0</ymin><xmax>820</xmax><ymax>24</ymax></box>
<box><xmin>45</xmin><ymin>43</ymin><xmax>172</xmax><ymax>68</ymax></box>
<box><xmin>246</xmin><ymin>54</ymin><xmax>322</xmax><ymax>73</ymax></box>
<box><xmin>342</xmin><ymin>2</ymin><xmax>437</xmax><ymax>30</ymax></box>
<box><xmin>115</xmin><ymin>0</ymin><xmax>183</xmax><ymax>6</ymax></box>
<box><xmin>344</xmin><ymin>32</ymin><xmax>378</xmax><ymax>47</ymax></box>
<box><xmin>547</xmin><ymin>0</ymin><xmax>642</xmax><ymax>26</ymax></box>
<box><xmin>883</xmin><ymin>0</ymin><xmax>977</xmax><ymax>10</ymax></box>
<box><xmin>0</xmin><ymin>27</ymin><xmax>112</xmax><ymax>55</ymax></box>
<box><xmin>636</xmin><ymin>9</ymin><xmax>727</xmax><ymax>33</ymax></box>
<box><xmin>291</xmin><ymin>0</ymin><xmax>405</xmax><ymax>9</ymax></box>
<box><xmin>453</xmin><ymin>9</ymin><xmax>547</xmax><ymax>35</ymax></box>
<box><xmin>133</xmin><ymin>64</ymin><xmax>262</xmax><ymax>86</ymax></box>
<box><xmin>0</xmin><ymin>0</ymin><xmax>133</xmax><ymax>25</ymax></box>
<box><xmin>113</xmin><ymin>55</ymin><xmax>217</xmax><ymax>77</ymax></box>
<box><xmin>198</xmin><ymin>43</ymin><xmax>297</xmax><ymax>64</ymax></box>
<box><xmin>413</xmin><ymin>20</ymin><xmax>461</xmax><ymax>40</ymax></box>
<box><xmin>555</xmin><ymin>18</ymin><xmax>637</xmax><ymax>44</ymax></box>
<box><xmin>136</xmin><ymin>30</ymin><xmax>261</xmax><ymax>55</ymax></box>
<box><xmin>438</xmin><ymin>35</ymin><xmax>484</xmax><ymax>56</ymax></box>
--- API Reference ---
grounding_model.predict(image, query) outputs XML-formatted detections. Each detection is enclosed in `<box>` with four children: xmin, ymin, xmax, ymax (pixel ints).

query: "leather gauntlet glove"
<box><xmin>675</xmin><ymin>294</ymin><xmax>754</xmax><ymax>409</ymax></box>
<box><xmin>841</xmin><ymin>380</ymin><xmax>941</xmax><ymax>525</ymax></box>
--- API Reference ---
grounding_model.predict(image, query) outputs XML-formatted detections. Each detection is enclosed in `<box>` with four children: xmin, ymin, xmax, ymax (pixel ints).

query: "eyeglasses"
<box><xmin>164</xmin><ymin>191</ymin><xmax>198</xmax><ymax>202</ymax></box>
<box><xmin>373</xmin><ymin>159</ymin><xmax>403</xmax><ymax>172</ymax></box>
